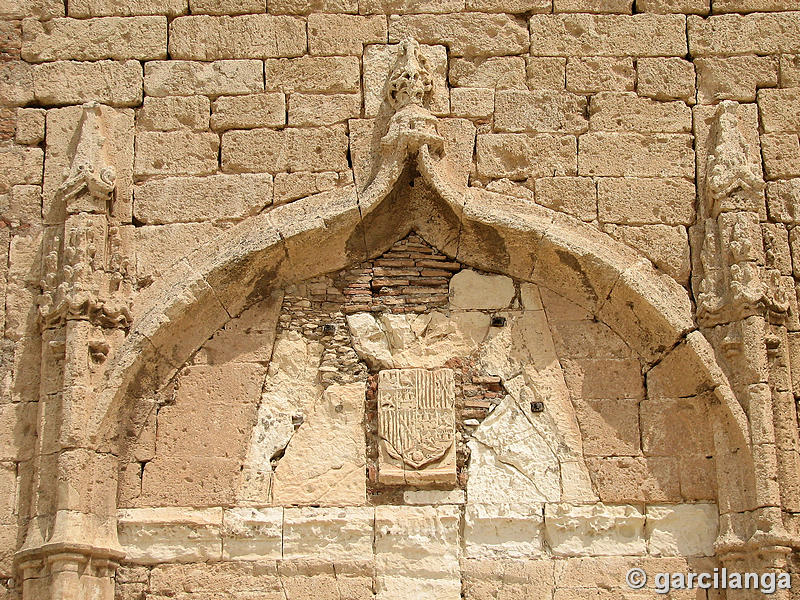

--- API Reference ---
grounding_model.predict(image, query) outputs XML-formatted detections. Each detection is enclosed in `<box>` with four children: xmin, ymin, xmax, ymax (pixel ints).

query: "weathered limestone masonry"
<box><xmin>1</xmin><ymin>0</ymin><xmax>800</xmax><ymax>599</ymax></box>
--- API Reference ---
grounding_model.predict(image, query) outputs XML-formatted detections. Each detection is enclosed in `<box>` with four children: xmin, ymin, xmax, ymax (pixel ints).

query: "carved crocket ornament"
<box><xmin>694</xmin><ymin>101</ymin><xmax>785</xmax><ymax>325</ymax></box>
<box><xmin>38</xmin><ymin>101</ymin><xmax>133</xmax><ymax>330</ymax></box>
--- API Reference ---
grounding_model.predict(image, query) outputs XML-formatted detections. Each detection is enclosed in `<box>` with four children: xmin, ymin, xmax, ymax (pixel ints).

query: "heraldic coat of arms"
<box><xmin>377</xmin><ymin>368</ymin><xmax>457</xmax><ymax>485</ymax></box>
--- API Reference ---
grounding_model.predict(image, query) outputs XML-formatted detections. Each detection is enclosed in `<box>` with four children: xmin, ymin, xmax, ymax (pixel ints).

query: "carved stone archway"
<box><xmin>14</xmin><ymin>40</ymin><xmax>799</xmax><ymax>600</ymax></box>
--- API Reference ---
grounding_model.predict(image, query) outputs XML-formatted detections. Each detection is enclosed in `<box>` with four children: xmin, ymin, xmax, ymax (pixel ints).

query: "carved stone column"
<box><xmin>693</xmin><ymin>101</ymin><xmax>800</xmax><ymax>598</ymax></box>
<box><xmin>15</xmin><ymin>102</ymin><xmax>133</xmax><ymax>600</ymax></box>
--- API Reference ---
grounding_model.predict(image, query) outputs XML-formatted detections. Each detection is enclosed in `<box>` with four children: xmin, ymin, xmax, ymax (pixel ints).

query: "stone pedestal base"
<box><xmin>16</xmin><ymin>545</ymin><xmax>122</xmax><ymax>600</ymax></box>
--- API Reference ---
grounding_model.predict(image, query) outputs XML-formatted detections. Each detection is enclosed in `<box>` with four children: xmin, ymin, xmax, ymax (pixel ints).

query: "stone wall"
<box><xmin>1</xmin><ymin>0</ymin><xmax>800</xmax><ymax>598</ymax></box>
<box><xmin>113</xmin><ymin>243</ymin><xmax>722</xmax><ymax>598</ymax></box>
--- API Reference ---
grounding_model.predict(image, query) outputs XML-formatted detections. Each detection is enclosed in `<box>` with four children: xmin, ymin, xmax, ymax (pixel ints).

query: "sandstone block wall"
<box><xmin>2</xmin><ymin>0</ymin><xmax>800</xmax><ymax>599</ymax></box>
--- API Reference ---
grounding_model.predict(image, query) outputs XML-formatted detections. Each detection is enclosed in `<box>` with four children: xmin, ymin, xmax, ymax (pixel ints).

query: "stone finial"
<box><xmin>704</xmin><ymin>101</ymin><xmax>764</xmax><ymax>218</ymax></box>
<box><xmin>38</xmin><ymin>101</ymin><xmax>132</xmax><ymax>329</ymax></box>
<box><xmin>695</xmin><ymin>101</ymin><xmax>787</xmax><ymax>326</ymax></box>
<box><xmin>57</xmin><ymin>101</ymin><xmax>117</xmax><ymax>213</ymax></box>
<box><xmin>379</xmin><ymin>39</ymin><xmax>444</xmax><ymax>156</ymax></box>
<box><xmin>386</xmin><ymin>39</ymin><xmax>433</xmax><ymax>110</ymax></box>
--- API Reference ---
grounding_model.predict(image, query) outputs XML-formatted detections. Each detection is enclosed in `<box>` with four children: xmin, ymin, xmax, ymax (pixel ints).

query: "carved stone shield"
<box><xmin>377</xmin><ymin>368</ymin><xmax>455</xmax><ymax>470</ymax></box>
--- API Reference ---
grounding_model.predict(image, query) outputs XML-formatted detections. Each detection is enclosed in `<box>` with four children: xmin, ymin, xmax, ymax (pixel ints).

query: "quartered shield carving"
<box><xmin>377</xmin><ymin>368</ymin><xmax>456</xmax><ymax>484</ymax></box>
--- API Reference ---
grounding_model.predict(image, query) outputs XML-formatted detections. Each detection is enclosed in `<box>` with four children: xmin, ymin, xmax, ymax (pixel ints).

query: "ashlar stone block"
<box><xmin>211</xmin><ymin>93</ymin><xmax>285</xmax><ymax>130</ymax></box>
<box><xmin>134</xmin><ymin>222</ymin><xmax>220</xmax><ymax>282</ymax></box>
<box><xmin>144</xmin><ymin>59</ymin><xmax>263</xmax><ymax>97</ymax></box>
<box><xmin>134</xmin><ymin>130</ymin><xmax>219</xmax><ymax>176</ymax></box>
<box><xmin>0</xmin><ymin>62</ymin><xmax>33</xmax><ymax>107</ymax></box>
<box><xmin>696</xmin><ymin>56</ymin><xmax>778</xmax><ymax>104</ymax></box>
<box><xmin>713</xmin><ymin>0</ymin><xmax>796</xmax><ymax>10</ymax></box>
<box><xmin>588</xmin><ymin>92</ymin><xmax>691</xmax><ymax>133</ymax></box>
<box><xmin>1</xmin><ymin>0</ymin><xmax>64</xmax><ymax>18</ymax></box>
<box><xmin>529</xmin><ymin>14</ymin><xmax>687</xmax><ymax>57</ymax></box>
<box><xmin>264</xmin><ymin>56</ymin><xmax>360</xmax><ymax>93</ymax></box>
<box><xmin>762</xmin><ymin>133</ymin><xmax>800</xmax><ymax>180</ymax></box>
<box><xmin>688</xmin><ymin>12</ymin><xmax>800</xmax><ymax>56</ymax></box>
<box><xmin>637</xmin><ymin>0</ymin><xmax>709</xmax><ymax>12</ymax></box>
<box><xmin>0</xmin><ymin>141</ymin><xmax>42</xmax><ymax>193</ymax></box>
<box><xmin>288</xmin><ymin>93</ymin><xmax>360</xmax><ymax>127</ymax></box>
<box><xmin>464</xmin><ymin>503</ymin><xmax>545</xmax><ymax>559</ymax></box>
<box><xmin>359</xmin><ymin>0</ymin><xmax>461</xmax><ymax>12</ymax></box>
<box><xmin>168</xmin><ymin>15</ymin><xmax>305</xmax><ymax>60</ymax></box>
<box><xmin>117</xmin><ymin>507</ymin><xmax>223</xmax><ymax>564</ymax></box>
<box><xmin>134</xmin><ymin>173</ymin><xmax>273</xmax><ymax>224</ymax></box>
<box><xmin>283</xmin><ymin>506</ymin><xmax>375</xmax><ymax>561</ymax></box>
<box><xmin>22</xmin><ymin>16</ymin><xmax>167</xmax><ymax>62</ymax></box>
<box><xmin>767</xmin><ymin>179</ymin><xmax>800</xmax><ymax>224</ymax></box>
<box><xmin>221</xmin><ymin>125</ymin><xmax>349</xmax><ymax>173</ymax></box>
<box><xmin>273</xmin><ymin>0</ymin><xmax>357</xmax><ymax>11</ymax></box>
<box><xmin>645</xmin><ymin>503</ymin><xmax>718</xmax><ymax>557</ymax></box>
<box><xmin>534</xmin><ymin>176</ymin><xmax>597</xmax><ymax>221</ymax></box>
<box><xmin>189</xmin><ymin>0</ymin><xmax>263</xmax><ymax>14</ymax></box>
<box><xmin>450</xmin><ymin>87</ymin><xmax>494</xmax><ymax>119</ymax></box>
<box><xmin>566</xmin><ymin>57</ymin><xmax>635</xmax><ymax>93</ymax></box>
<box><xmin>137</xmin><ymin>95</ymin><xmax>210</xmax><ymax>131</ymax></box>
<box><xmin>450</xmin><ymin>56</ymin><xmax>526</xmax><ymax>89</ymax></box>
<box><xmin>544</xmin><ymin>503</ymin><xmax>646</xmax><ymax>557</ymax></box>
<box><xmin>308</xmin><ymin>14</ymin><xmax>387</xmax><ymax>55</ymax></box>
<box><xmin>467</xmin><ymin>0</ymin><xmax>549</xmax><ymax>10</ymax></box>
<box><xmin>758</xmin><ymin>87</ymin><xmax>800</xmax><ymax>133</ymax></box>
<box><xmin>476</xmin><ymin>133</ymin><xmax>577</xmax><ymax>179</ymax></box>
<box><xmin>554</xmin><ymin>0</ymin><xmax>633</xmax><ymax>11</ymax></box>
<box><xmin>149</xmin><ymin>561</ymin><xmax>283</xmax><ymax>596</ymax></box>
<box><xmin>637</xmin><ymin>57</ymin><xmax>696</xmax><ymax>104</ymax></box>
<box><xmin>598</xmin><ymin>177</ymin><xmax>695</xmax><ymax>225</ymax></box>
<box><xmin>579</xmin><ymin>133</ymin><xmax>694</xmax><ymax>178</ymax></box>
<box><xmin>495</xmin><ymin>89</ymin><xmax>588</xmax><ymax>134</ymax></box>
<box><xmin>33</xmin><ymin>59</ymin><xmax>142</xmax><ymax>107</ymax></box>
<box><xmin>449</xmin><ymin>270</ymin><xmax>515</xmax><ymax>310</ymax></box>
<box><xmin>388</xmin><ymin>13</ymin><xmax>528</xmax><ymax>57</ymax></box>
<box><xmin>526</xmin><ymin>57</ymin><xmax>567</xmax><ymax>90</ymax></box>
<box><xmin>70</xmin><ymin>0</ymin><xmax>187</xmax><ymax>15</ymax></box>
<box><xmin>781</xmin><ymin>54</ymin><xmax>800</xmax><ymax>87</ymax></box>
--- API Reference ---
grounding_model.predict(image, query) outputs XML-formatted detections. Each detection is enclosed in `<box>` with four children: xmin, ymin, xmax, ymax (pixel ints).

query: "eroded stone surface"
<box><xmin>272</xmin><ymin>381</ymin><xmax>367</xmax><ymax>505</ymax></box>
<box><xmin>118</xmin><ymin>507</ymin><xmax>223</xmax><ymax>564</ymax></box>
<box><xmin>645</xmin><ymin>504</ymin><xmax>718</xmax><ymax>557</ymax></box>
<box><xmin>238</xmin><ymin>331</ymin><xmax>323</xmax><ymax>504</ymax></box>
<box><xmin>449</xmin><ymin>270</ymin><xmax>515</xmax><ymax>310</ymax></box>
<box><xmin>464</xmin><ymin>503</ymin><xmax>545</xmax><ymax>559</ymax></box>
<box><xmin>347</xmin><ymin>310</ymin><xmax>491</xmax><ymax>370</ymax></box>
<box><xmin>375</xmin><ymin>505</ymin><xmax>461</xmax><ymax>600</ymax></box>
<box><xmin>544</xmin><ymin>503</ymin><xmax>646</xmax><ymax>557</ymax></box>
<box><xmin>221</xmin><ymin>507</ymin><xmax>282</xmax><ymax>560</ymax></box>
